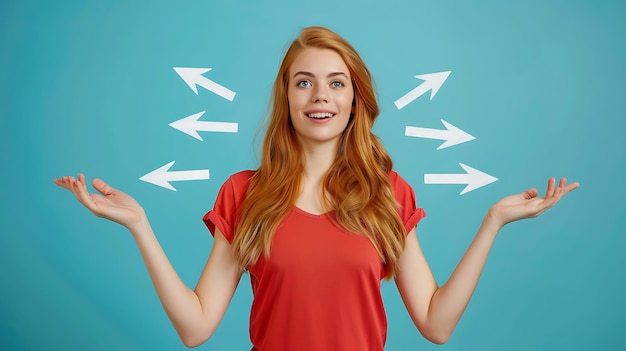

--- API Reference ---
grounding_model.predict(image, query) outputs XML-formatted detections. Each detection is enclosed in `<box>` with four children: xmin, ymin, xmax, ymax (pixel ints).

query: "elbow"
<box><xmin>179</xmin><ymin>329</ymin><xmax>212</xmax><ymax>349</ymax></box>
<box><xmin>425</xmin><ymin>333</ymin><xmax>450</xmax><ymax>345</ymax></box>
<box><xmin>181</xmin><ymin>335</ymin><xmax>209</xmax><ymax>349</ymax></box>
<box><xmin>420</xmin><ymin>326</ymin><xmax>452</xmax><ymax>345</ymax></box>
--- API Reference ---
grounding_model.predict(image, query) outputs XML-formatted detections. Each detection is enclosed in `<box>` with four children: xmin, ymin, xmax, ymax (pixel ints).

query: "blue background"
<box><xmin>2</xmin><ymin>1</ymin><xmax>624</xmax><ymax>350</ymax></box>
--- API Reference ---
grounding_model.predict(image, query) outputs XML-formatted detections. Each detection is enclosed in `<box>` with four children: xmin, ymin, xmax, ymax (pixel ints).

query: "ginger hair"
<box><xmin>232</xmin><ymin>26</ymin><xmax>406</xmax><ymax>280</ymax></box>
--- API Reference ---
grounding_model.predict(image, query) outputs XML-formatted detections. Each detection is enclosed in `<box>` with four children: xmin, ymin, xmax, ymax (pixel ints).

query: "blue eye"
<box><xmin>331</xmin><ymin>81</ymin><xmax>344</xmax><ymax>88</ymax></box>
<box><xmin>298</xmin><ymin>80</ymin><xmax>312</xmax><ymax>87</ymax></box>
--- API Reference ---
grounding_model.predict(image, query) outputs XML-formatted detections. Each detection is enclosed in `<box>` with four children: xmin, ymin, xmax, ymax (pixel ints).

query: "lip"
<box><xmin>304</xmin><ymin>109</ymin><xmax>337</xmax><ymax>115</ymax></box>
<box><xmin>304</xmin><ymin>110</ymin><xmax>337</xmax><ymax>122</ymax></box>
<box><xmin>303</xmin><ymin>110</ymin><xmax>336</xmax><ymax>124</ymax></box>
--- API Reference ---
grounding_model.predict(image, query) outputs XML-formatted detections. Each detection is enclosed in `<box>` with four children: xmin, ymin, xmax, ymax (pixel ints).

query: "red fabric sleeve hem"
<box><xmin>202</xmin><ymin>210</ymin><xmax>235</xmax><ymax>244</ymax></box>
<box><xmin>404</xmin><ymin>208</ymin><xmax>426</xmax><ymax>235</ymax></box>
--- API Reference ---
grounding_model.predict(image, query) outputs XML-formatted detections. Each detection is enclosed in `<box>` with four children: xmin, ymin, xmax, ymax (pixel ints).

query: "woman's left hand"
<box><xmin>488</xmin><ymin>177</ymin><xmax>579</xmax><ymax>227</ymax></box>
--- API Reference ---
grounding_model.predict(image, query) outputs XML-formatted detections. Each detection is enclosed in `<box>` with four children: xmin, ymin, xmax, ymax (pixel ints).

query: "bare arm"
<box><xmin>54</xmin><ymin>174</ymin><xmax>241</xmax><ymax>347</ymax></box>
<box><xmin>395</xmin><ymin>177</ymin><xmax>579</xmax><ymax>344</ymax></box>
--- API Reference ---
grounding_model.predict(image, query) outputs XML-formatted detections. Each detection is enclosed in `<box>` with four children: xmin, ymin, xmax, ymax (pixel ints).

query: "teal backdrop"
<box><xmin>2</xmin><ymin>1</ymin><xmax>624</xmax><ymax>350</ymax></box>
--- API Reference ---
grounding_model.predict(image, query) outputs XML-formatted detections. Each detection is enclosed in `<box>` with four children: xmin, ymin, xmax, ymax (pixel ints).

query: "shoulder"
<box><xmin>388</xmin><ymin>170</ymin><xmax>413</xmax><ymax>192</ymax></box>
<box><xmin>227</xmin><ymin>170</ymin><xmax>256</xmax><ymax>187</ymax></box>
<box><xmin>216</xmin><ymin>170</ymin><xmax>256</xmax><ymax>201</ymax></box>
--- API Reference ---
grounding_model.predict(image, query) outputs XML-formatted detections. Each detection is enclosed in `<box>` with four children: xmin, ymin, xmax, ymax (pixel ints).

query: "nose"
<box><xmin>312</xmin><ymin>86</ymin><xmax>329</xmax><ymax>103</ymax></box>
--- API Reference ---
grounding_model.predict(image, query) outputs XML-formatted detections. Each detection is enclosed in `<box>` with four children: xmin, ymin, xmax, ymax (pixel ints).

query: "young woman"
<box><xmin>54</xmin><ymin>26</ymin><xmax>579</xmax><ymax>350</ymax></box>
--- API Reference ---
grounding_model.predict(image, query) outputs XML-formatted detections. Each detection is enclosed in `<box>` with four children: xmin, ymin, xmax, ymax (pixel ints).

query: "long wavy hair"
<box><xmin>232</xmin><ymin>26</ymin><xmax>406</xmax><ymax>279</ymax></box>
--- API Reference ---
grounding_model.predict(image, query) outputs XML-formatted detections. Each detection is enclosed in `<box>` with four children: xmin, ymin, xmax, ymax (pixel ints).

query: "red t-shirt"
<box><xmin>203</xmin><ymin>170</ymin><xmax>425</xmax><ymax>351</ymax></box>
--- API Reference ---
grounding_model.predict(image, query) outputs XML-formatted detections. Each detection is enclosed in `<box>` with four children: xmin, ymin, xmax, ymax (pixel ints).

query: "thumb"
<box><xmin>92</xmin><ymin>178</ymin><xmax>115</xmax><ymax>196</ymax></box>
<box><xmin>522</xmin><ymin>188</ymin><xmax>539</xmax><ymax>199</ymax></box>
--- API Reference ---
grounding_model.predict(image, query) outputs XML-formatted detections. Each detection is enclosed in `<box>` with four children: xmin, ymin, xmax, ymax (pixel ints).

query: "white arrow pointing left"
<box><xmin>405</xmin><ymin>119</ymin><xmax>475</xmax><ymax>149</ymax></box>
<box><xmin>140</xmin><ymin>161</ymin><xmax>210</xmax><ymax>191</ymax></box>
<box><xmin>173</xmin><ymin>67</ymin><xmax>236</xmax><ymax>101</ymax></box>
<box><xmin>394</xmin><ymin>71</ymin><xmax>451</xmax><ymax>109</ymax></box>
<box><xmin>424</xmin><ymin>163</ymin><xmax>498</xmax><ymax>195</ymax></box>
<box><xmin>169</xmin><ymin>111</ymin><xmax>238</xmax><ymax>141</ymax></box>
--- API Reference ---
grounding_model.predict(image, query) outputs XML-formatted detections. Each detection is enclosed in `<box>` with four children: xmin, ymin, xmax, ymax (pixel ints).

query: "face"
<box><xmin>287</xmin><ymin>48</ymin><xmax>354</xmax><ymax>150</ymax></box>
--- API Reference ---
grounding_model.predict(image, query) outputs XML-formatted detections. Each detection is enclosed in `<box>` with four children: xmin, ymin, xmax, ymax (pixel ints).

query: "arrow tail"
<box><xmin>198</xmin><ymin>121</ymin><xmax>238</xmax><ymax>133</ymax></box>
<box><xmin>424</xmin><ymin>173</ymin><xmax>469</xmax><ymax>185</ymax></box>
<box><xmin>167</xmin><ymin>170</ymin><xmax>210</xmax><ymax>182</ymax></box>
<box><xmin>405</xmin><ymin>126</ymin><xmax>447</xmax><ymax>140</ymax></box>
<box><xmin>198</xmin><ymin>76</ymin><xmax>236</xmax><ymax>101</ymax></box>
<box><xmin>394</xmin><ymin>84</ymin><xmax>428</xmax><ymax>109</ymax></box>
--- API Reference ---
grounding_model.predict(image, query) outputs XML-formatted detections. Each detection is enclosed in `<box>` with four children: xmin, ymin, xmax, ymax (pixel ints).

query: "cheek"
<box><xmin>341</xmin><ymin>92</ymin><xmax>355</xmax><ymax>113</ymax></box>
<box><xmin>287</xmin><ymin>90</ymin><xmax>305</xmax><ymax>110</ymax></box>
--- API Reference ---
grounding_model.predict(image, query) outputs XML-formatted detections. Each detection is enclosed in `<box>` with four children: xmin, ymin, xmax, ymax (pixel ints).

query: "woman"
<box><xmin>54</xmin><ymin>26</ymin><xmax>578</xmax><ymax>350</ymax></box>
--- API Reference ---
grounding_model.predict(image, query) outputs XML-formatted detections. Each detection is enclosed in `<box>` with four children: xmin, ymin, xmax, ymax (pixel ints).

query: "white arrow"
<box><xmin>394</xmin><ymin>71</ymin><xmax>451</xmax><ymax>109</ymax></box>
<box><xmin>169</xmin><ymin>111</ymin><xmax>238</xmax><ymax>141</ymax></box>
<box><xmin>424</xmin><ymin>163</ymin><xmax>498</xmax><ymax>195</ymax></box>
<box><xmin>173</xmin><ymin>67</ymin><xmax>236</xmax><ymax>101</ymax></box>
<box><xmin>140</xmin><ymin>161</ymin><xmax>210</xmax><ymax>191</ymax></box>
<box><xmin>405</xmin><ymin>119</ymin><xmax>475</xmax><ymax>150</ymax></box>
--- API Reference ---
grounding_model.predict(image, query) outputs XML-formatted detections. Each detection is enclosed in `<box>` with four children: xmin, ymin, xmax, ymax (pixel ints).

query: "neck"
<box><xmin>300</xmin><ymin>140</ymin><xmax>338</xmax><ymax>183</ymax></box>
<box><xmin>295</xmin><ymin>140</ymin><xmax>339</xmax><ymax>215</ymax></box>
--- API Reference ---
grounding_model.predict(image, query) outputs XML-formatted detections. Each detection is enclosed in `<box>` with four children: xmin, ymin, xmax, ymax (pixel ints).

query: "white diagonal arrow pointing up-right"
<box><xmin>424</xmin><ymin>163</ymin><xmax>498</xmax><ymax>195</ymax></box>
<box><xmin>394</xmin><ymin>71</ymin><xmax>451</xmax><ymax>109</ymax></box>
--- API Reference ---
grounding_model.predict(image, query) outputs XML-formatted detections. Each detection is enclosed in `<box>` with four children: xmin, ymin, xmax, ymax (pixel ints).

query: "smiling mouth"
<box><xmin>307</xmin><ymin>112</ymin><xmax>335</xmax><ymax>119</ymax></box>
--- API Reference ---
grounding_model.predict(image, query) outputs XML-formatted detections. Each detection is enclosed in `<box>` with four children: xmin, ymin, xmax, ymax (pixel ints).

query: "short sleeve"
<box><xmin>202</xmin><ymin>170</ymin><xmax>254</xmax><ymax>243</ymax></box>
<box><xmin>389</xmin><ymin>171</ymin><xmax>426</xmax><ymax>234</ymax></box>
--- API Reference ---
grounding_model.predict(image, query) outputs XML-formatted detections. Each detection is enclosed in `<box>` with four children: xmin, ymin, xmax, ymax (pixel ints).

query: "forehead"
<box><xmin>289</xmin><ymin>48</ymin><xmax>351</xmax><ymax>78</ymax></box>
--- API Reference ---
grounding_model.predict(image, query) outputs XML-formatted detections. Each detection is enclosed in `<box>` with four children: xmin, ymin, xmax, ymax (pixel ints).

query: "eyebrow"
<box><xmin>292</xmin><ymin>71</ymin><xmax>349</xmax><ymax>79</ymax></box>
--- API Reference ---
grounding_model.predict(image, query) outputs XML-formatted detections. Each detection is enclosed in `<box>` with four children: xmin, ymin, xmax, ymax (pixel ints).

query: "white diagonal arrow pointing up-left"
<box><xmin>405</xmin><ymin>119</ymin><xmax>475</xmax><ymax>149</ymax></box>
<box><xmin>173</xmin><ymin>67</ymin><xmax>236</xmax><ymax>101</ymax></box>
<box><xmin>424</xmin><ymin>163</ymin><xmax>498</xmax><ymax>195</ymax></box>
<box><xmin>140</xmin><ymin>161</ymin><xmax>210</xmax><ymax>191</ymax></box>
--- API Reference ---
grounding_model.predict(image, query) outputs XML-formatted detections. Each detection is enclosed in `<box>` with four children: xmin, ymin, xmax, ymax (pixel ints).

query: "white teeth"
<box><xmin>307</xmin><ymin>112</ymin><xmax>334</xmax><ymax>119</ymax></box>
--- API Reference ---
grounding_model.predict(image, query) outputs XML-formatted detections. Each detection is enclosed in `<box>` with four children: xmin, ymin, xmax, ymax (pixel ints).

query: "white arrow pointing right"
<box><xmin>169</xmin><ymin>111</ymin><xmax>238</xmax><ymax>141</ymax></box>
<box><xmin>424</xmin><ymin>163</ymin><xmax>498</xmax><ymax>195</ymax></box>
<box><xmin>405</xmin><ymin>119</ymin><xmax>475</xmax><ymax>149</ymax></box>
<box><xmin>140</xmin><ymin>161</ymin><xmax>210</xmax><ymax>191</ymax></box>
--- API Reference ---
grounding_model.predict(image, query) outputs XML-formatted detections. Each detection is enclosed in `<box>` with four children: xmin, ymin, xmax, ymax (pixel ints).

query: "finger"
<box><xmin>65</xmin><ymin>176</ymin><xmax>85</xmax><ymax>199</ymax></box>
<box><xmin>92</xmin><ymin>178</ymin><xmax>115</xmax><ymax>196</ymax></box>
<box><xmin>76</xmin><ymin>174</ymin><xmax>91</xmax><ymax>197</ymax></box>
<box><xmin>59</xmin><ymin>176</ymin><xmax>72</xmax><ymax>187</ymax></box>
<box><xmin>560</xmin><ymin>180</ymin><xmax>580</xmax><ymax>197</ymax></box>
<box><xmin>523</xmin><ymin>188</ymin><xmax>539</xmax><ymax>199</ymax></box>
<box><xmin>54</xmin><ymin>177</ymin><xmax>71</xmax><ymax>189</ymax></box>
<box><xmin>71</xmin><ymin>175</ymin><xmax>98</xmax><ymax>210</ymax></box>
<box><xmin>554</xmin><ymin>178</ymin><xmax>567</xmax><ymax>200</ymax></box>
<box><xmin>545</xmin><ymin>177</ymin><xmax>556</xmax><ymax>198</ymax></box>
<box><xmin>78</xmin><ymin>173</ymin><xmax>86</xmax><ymax>187</ymax></box>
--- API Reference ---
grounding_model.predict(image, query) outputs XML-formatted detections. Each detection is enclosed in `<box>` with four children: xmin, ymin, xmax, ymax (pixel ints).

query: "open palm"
<box><xmin>54</xmin><ymin>174</ymin><xmax>145</xmax><ymax>228</ymax></box>
<box><xmin>489</xmin><ymin>177</ymin><xmax>579</xmax><ymax>226</ymax></box>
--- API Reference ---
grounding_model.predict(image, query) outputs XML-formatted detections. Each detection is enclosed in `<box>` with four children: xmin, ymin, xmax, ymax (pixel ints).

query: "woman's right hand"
<box><xmin>54</xmin><ymin>174</ymin><xmax>146</xmax><ymax>229</ymax></box>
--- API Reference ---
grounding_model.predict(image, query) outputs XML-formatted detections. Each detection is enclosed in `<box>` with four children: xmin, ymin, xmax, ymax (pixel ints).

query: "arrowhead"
<box><xmin>437</xmin><ymin>119</ymin><xmax>476</xmax><ymax>149</ymax></box>
<box><xmin>139</xmin><ymin>161</ymin><xmax>177</xmax><ymax>191</ymax></box>
<box><xmin>458</xmin><ymin>163</ymin><xmax>498</xmax><ymax>195</ymax></box>
<box><xmin>414</xmin><ymin>71</ymin><xmax>451</xmax><ymax>100</ymax></box>
<box><xmin>173</xmin><ymin>67</ymin><xmax>212</xmax><ymax>95</ymax></box>
<box><xmin>169</xmin><ymin>111</ymin><xmax>205</xmax><ymax>141</ymax></box>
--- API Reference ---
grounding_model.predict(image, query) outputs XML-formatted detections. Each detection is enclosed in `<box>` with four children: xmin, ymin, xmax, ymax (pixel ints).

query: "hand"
<box><xmin>54</xmin><ymin>174</ymin><xmax>146</xmax><ymax>229</ymax></box>
<box><xmin>487</xmin><ymin>177</ymin><xmax>579</xmax><ymax>227</ymax></box>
